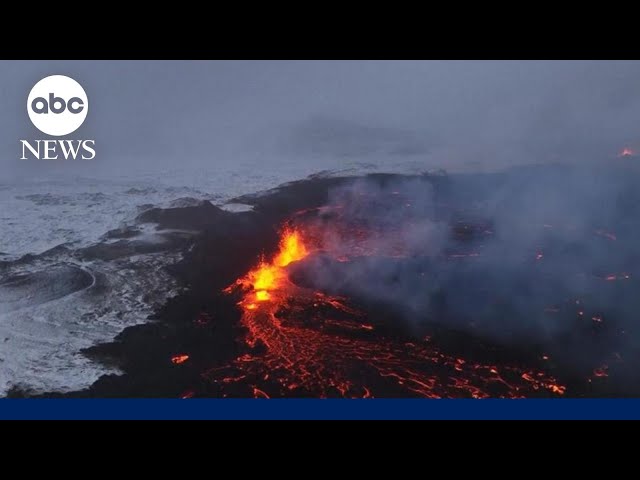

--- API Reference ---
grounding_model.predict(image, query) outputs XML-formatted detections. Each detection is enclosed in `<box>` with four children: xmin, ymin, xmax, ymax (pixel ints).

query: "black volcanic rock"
<box><xmin>78</xmin><ymin>240</ymin><xmax>159</xmax><ymax>261</ymax></box>
<box><xmin>230</xmin><ymin>176</ymin><xmax>350</xmax><ymax>215</ymax></box>
<box><xmin>102</xmin><ymin>226</ymin><xmax>141</xmax><ymax>240</ymax></box>
<box><xmin>78</xmin><ymin>233</ymin><xmax>195</xmax><ymax>261</ymax></box>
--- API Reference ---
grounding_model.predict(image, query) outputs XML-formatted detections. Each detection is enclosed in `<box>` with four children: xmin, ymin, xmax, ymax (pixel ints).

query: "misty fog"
<box><xmin>2</xmin><ymin>60</ymin><xmax>640</xmax><ymax>180</ymax></box>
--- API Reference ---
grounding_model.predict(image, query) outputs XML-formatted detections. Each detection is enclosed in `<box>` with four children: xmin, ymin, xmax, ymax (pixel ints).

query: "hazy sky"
<box><xmin>2</xmin><ymin>60</ymin><xmax>640</xmax><ymax>178</ymax></box>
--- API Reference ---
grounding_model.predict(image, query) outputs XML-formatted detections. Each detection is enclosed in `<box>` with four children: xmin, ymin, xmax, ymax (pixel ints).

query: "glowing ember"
<box><xmin>593</xmin><ymin>366</ymin><xmax>609</xmax><ymax>378</ymax></box>
<box><xmin>619</xmin><ymin>148</ymin><xmax>634</xmax><ymax>157</ymax></box>
<box><xmin>549</xmin><ymin>384</ymin><xmax>566</xmax><ymax>395</ymax></box>
<box><xmin>171</xmin><ymin>354</ymin><xmax>190</xmax><ymax>365</ymax></box>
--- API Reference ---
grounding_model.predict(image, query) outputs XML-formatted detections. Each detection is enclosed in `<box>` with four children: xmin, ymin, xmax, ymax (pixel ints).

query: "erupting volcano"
<box><xmin>53</xmin><ymin>169</ymin><xmax>640</xmax><ymax>400</ymax></box>
<box><xmin>211</xmin><ymin>221</ymin><xmax>566</xmax><ymax>398</ymax></box>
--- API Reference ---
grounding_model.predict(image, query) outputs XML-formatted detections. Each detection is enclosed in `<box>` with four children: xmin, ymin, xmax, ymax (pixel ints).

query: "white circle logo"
<box><xmin>27</xmin><ymin>75</ymin><xmax>88</xmax><ymax>136</ymax></box>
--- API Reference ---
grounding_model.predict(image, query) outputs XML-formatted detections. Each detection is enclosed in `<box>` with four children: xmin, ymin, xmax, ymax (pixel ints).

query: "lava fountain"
<box><xmin>229</xmin><ymin>227</ymin><xmax>308</xmax><ymax>311</ymax></box>
<box><xmin>213</xmin><ymin>223</ymin><xmax>566</xmax><ymax>398</ymax></box>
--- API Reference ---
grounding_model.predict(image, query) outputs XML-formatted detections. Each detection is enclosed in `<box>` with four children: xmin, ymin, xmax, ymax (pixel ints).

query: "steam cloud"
<box><xmin>295</xmin><ymin>164</ymin><xmax>640</xmax><ymax>371</ymax></box>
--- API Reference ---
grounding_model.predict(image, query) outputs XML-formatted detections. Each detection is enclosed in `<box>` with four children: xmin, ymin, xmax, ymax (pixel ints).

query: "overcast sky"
<box><xmin>2</xmin><ymin>60</ymin><xmax>639</xmax><ymax>179</ymax></box>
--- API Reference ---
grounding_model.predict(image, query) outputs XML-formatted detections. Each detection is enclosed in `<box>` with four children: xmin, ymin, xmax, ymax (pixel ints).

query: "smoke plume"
<box><xmin>293</xmin><ymin>164</ymin><xmax>640</xmax><ymax>372</ymax></box>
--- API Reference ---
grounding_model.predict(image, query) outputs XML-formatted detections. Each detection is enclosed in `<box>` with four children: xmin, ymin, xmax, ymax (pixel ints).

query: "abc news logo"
<box><xmin>20</xmin><ymin>75</ymin><xmax>96</xmax><ymax>160</ymax></box>
<box><xmin>31</xmin><ymin>93</ymin><xmax>85</xmax><ymax>114</ymax></box>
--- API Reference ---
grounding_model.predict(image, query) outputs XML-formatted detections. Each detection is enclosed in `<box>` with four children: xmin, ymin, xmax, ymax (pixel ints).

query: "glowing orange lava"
<box><xmin>226</xmin><ymin>227</ymin><xmax>309</xmax><ymax>308</ymax></box>
<box><xmin>214</xmin><ymin>222</ymin><xmax>566</xmax><ymax>399</ymax></box>
<box><xmin>171</xmin><ymin>354</ymin><xmax>190</xmax><ymax>365</ymax></box>
<box><xmin>274</xmin><ymin>229</ymin><xmax>308</xmax><ymax>267</ymax></box>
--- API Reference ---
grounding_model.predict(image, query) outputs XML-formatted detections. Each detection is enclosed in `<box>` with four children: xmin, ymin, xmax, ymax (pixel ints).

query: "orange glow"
<box><xmin>253</xmin><ymin>387</ymin><xmax>270</xmax><ymax>398</ymax></box>
<box><xmin>236</xmin><ymin>227</ymin><xmax>310</xmax><ymax>304</ymax></box>
<box><xmin>171</xmin><ymin>354</ymin><xmax>189</xmax><ymax>365</ymax></box>
<box><xmin>255</xmin><ymin>290</ymin><xmax>270</xmax><ymax>301</ymax></box>
<box><xmin>219</xmin><ymin>224</ymin><xmax>316</xmax><ymax>377</ymax></box>
<box><xmin>251</xmin><ymin>262</ymin><xmax>283</xmax><ymax>291</ymax></box>
<box><xmin>620</xmin><ymin>148</ymin><xmax>634</xmax><ymax>157</ymax></box>
<box><xmin>217</xmin><ymin>221</ymin><xmax>567</xmax><ymax>399</ymax></box>
<box><xmin>274</xmin><ymin>229</ymin><xmax>308</xmax><ymax>267</ymax></box>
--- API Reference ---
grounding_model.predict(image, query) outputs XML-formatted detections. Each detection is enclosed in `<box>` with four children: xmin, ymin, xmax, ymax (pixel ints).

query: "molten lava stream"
<box><xmin>216</xmin><ymin>225</ymin><xmax>565</xmax><ymax>398</ymax></box>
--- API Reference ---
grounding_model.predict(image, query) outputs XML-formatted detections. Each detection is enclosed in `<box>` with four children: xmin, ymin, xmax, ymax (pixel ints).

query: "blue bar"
<box><xmin>0</xmin><ymin>399</ymin><xmax>639</xmax><ymax>420</ymax></box>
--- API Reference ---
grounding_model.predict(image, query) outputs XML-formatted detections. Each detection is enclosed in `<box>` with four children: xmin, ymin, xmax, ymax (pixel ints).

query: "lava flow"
<box><xmin>211</xmin><ymin>224</ymin><xmax>566</xmax><ymax>398</ymax></box>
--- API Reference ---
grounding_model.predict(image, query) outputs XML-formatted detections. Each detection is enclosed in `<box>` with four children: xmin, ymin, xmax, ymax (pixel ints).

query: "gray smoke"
<box><xmin>297</xmin><ymin>164</ymin><xmax>640</xmax><ymax>366</ymax></box>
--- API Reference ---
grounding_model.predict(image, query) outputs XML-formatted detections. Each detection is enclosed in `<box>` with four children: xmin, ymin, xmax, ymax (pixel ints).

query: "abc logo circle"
<box><xmin>27</xmin><ymin>75</ymin><xmax>88</xmax><ymax>137</ymax></box>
